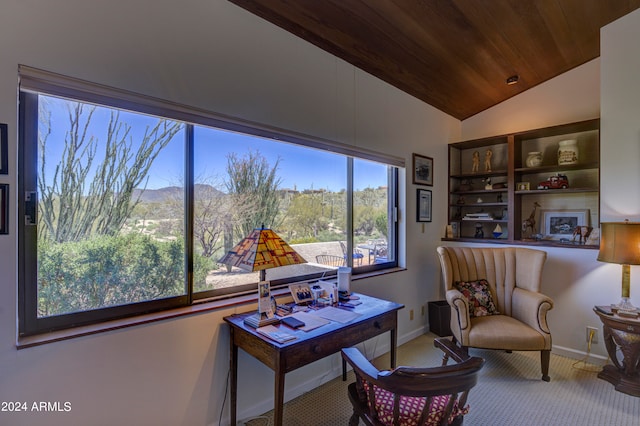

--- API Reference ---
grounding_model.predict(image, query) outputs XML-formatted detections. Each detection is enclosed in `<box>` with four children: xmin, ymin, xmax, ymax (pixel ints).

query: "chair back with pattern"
<box><xmin>342</xmin><ymin>338</ymin><xmax>484</xmax><ymax>426</ymax></box>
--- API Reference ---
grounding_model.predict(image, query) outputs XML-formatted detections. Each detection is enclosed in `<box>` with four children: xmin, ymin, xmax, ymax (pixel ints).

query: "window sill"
<box><xmin>16</xmin><ymin>267</ymin><xmax>405</xmax><ymax>349</ymax></box>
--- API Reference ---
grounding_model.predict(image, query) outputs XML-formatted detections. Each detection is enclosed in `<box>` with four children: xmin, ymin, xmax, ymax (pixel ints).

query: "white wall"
<box><xmin>601</xmin><ymin>8</ymin><xmax>640</xmax><ymax>219</ymax></box>
<box><xmin>0</xmin><ymin>1</ymin><xmax>458</xmax><ymax>425</ymax></box>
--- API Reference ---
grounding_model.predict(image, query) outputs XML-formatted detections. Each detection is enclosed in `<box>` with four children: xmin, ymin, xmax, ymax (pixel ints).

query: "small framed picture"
<box><xmin>0</xmin><ymin>123</ymin><xmax>7</xmax><ymax>175</ymax></box>
<box><xmin>451</xmin><ymin>222</ymin><xmax>459</xmax><ymax>238</ymax></box>
<box><xmin>413</xmin><ymin>153</ymin><xmax>433</xmax><ymax>186</ymax></box>
<box><xmin>289</xmin><ymin>283</ymin><xmax>314</xmax><ymax>305</ymax></box>
<box><xmin>540</xmin><ymin>209</ymin><xmax>589</xmax><ymax>240</ymax></box>
<box><xmin>417</xmin><ymin>189</ymin><xmax>432</xmax><ymax>222</ymax></box>
<box><xmin>516</xmin><ymin>182</ymin><xmax>530</xmax><ymax>191</ymax></box>
<box><xmin>258</xmin><ymin>282</ymin><xmax>274</xmax><ymax>318</ymax></box>
<box><xmin>0</xmin><ymin>184</ymin><xmax>8</xmax><ymax>234</ymax></box>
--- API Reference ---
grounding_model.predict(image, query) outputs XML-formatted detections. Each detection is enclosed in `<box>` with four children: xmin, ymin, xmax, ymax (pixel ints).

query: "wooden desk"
<box><xmin>224</xmin><ymin>293</ymin><xmax>404</xmax><ymax>426</ymax></box>
<box><xmin>594</xmin><ymin>307</ymin><xmax>640</xmax><ymax>396</ymax></box>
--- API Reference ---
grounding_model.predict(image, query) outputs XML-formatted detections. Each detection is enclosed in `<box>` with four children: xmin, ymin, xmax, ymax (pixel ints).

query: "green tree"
<box><xmin>38</xmin><ymin>100</ymin><xmax>183</xmax><ymax>242</ymax></box>
<box><xmin>225</xmin><ymin>150</ymin><xmax>282</xmax><ymax>237</ymax></box>
<box><xmin>37</xmin><ymin>233</ymin><xmax>187</xmax><ymax>317</ymax></box>
<box><xmin>285</xmin><ymin>191</ymin><xmax>329</xmax><ymax>240</ymax></box>
<box><xmin>375</xmin><ymin>212</ymin><xmax>388</xmax><ymax>238</ymax></box>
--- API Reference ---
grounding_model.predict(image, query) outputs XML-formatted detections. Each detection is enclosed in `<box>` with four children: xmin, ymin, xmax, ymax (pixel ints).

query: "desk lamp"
<box><xmin>219</xmin><ymin>225</ymin><xmax>307</xmax><ymax>326</ymax></box>
<box><xmin>597</xmin><ymin>220</ymin><xmax>640</xmax><ymax>312</ymax></box>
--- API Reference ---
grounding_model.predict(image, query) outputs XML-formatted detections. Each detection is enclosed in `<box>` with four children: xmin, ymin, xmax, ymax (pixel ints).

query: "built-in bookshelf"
<box><xmin>445</xmin><ymin>119</ymin><xmax>600</xmax><ymax>249</ymax></box>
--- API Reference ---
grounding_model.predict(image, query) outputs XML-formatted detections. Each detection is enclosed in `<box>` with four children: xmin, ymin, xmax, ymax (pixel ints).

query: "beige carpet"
<box><xmin>245</xmin><ymin>333</ymin><xmax>640</xmax><ymax>426</ymax></box>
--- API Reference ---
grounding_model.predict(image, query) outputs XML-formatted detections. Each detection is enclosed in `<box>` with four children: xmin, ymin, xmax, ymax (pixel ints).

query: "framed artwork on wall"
<box><xmin>412</xmin><ymin>153</ymin><xmax>433</xmax><ymax>186</ymax></box>
<box><xmin>0</xmin><ymin>184</ymin><xmax>8</xmax><ymax>234</ymax></box>
<box><xmin>0</xmin><ymin>123</ymin><xmax>7</xmax><ymax>175</ymax></box>
<box><xmin>417</xmin><ymin>189</ymin><xmax>432</xmax><ymax>222</ymax></box>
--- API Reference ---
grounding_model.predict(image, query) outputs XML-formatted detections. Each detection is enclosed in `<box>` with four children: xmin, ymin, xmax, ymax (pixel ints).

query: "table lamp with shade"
<box><xmin>597</xmin><ymin>220</ymin><xmax>640</xmax><ymax>313</ymax></box>
<box><xmin>219</xmin><ymin>225</ymin><xmax>307</xmax><ymax>327</ymax></box>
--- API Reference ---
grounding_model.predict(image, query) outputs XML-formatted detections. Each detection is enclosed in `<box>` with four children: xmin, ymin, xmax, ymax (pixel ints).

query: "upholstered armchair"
<box><xmin>436</xmin><ymin>246</ymin><xmax>554</xmax><ymax>381</ymax></box>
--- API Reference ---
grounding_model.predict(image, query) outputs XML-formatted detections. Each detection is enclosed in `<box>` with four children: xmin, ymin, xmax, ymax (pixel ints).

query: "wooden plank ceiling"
<box><xmin>229</xmin><ymin>0</ymin><xmax>640</xmax><ymax>120</ymax></box>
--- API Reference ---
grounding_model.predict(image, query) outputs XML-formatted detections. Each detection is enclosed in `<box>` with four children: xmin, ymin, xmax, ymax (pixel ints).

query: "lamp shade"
<box><xmin>597</xmin><ymin>221</ymin><xmax>640</xmax><ymax>265</ymax></box>
<box><xmin>218</xmin><ymin>227</ymin><xmax>307</xmax><ymax>273</ymax></box>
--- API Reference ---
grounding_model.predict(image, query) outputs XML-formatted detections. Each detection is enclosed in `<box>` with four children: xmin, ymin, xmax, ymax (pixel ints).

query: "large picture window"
<box><xmin>18</xmin><ymin>67</ymin><xmax>401</xmax><ymax>336</ymax></box>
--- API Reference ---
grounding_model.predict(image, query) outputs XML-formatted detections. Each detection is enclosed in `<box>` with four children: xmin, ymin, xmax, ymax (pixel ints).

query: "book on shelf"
<box><xmin>256</xmin><ymin>325</ymin><xmax>297</xmax><ymax>343</ymax></box>
<box><xmin>463</xmin><ymin>213</ymin><xmax>493</xmax><ymax>220</ymax></box>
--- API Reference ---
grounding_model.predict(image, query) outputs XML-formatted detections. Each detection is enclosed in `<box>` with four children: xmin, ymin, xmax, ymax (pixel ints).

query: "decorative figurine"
<box><xmin>474</xmin><ymin>222</ymin><xmax>484</xmax><ymax>238</ymax></box>
<box><xmin>497</xmin><ymin>193</ymin><xmax>503</xmax><ymax>203</ymax></box>
<box><xmin>493</xmin><ymin>224</ymin><xmax>503</xmax><ymax>239</ymax></box>
<box><xmin>537</xmin><ymin>173</ymin><xmax>569</xmax><ymax>190</ymax></box>
<box><xmin>484</xmin><ymin>149</ymin><xmax>493</xmax><ymax>172</ymax></box>
<box><xmin>572</xmin><ymin>226</ymin><xmax>593</xmax><ymax>244</ymax></box>
<box><xmin>456</xmin><ymin>195</ymin><xmax>465</xmax><ymax>205</ymax></box>
<box><xmin>484</xmin><ymin>177</ymin><xmax>492</xmax><ymax>190</ymax></box>
<box><xmin>472</xmin><ymin>151</ymin><xmax>480</xmax><ymax>173</ymax></box>
<box><xmin>522</xmin><ymin>201</ymin><xmax>541</xmax><ymax>239</ymax></box>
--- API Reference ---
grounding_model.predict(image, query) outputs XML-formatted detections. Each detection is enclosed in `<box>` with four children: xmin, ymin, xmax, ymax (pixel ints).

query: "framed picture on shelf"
<box><xmin>448</xmin><ymin>222</ymin><xmax>459</xmax><ymax>238</ymax></box>
<box><xmin>0</xmin><ymin>123</ymin><xmax>7</xmax><ymax>175</ymax></box>
<box><xmin>417</xmin><ymin>189</ymin><xmax>432</xmax><ymax>222</ymax></box>
<box><xmin>0</xmin><ymin>184</ymin><xmax>7</xmax><ymax>234</ymax></box>
<box><xmin>412</xmin><ymin>153</ymin><xmax>433</xmax><ymax>186</ymax></box>
<box><xmin>540</xmin><ymin>209</ymin><xmax>589</xmax><ymax>240</ymax></box>
<box><xmin>516</xmin><ymin>182</ymin><xmax>530</xmax><ymax>191</ymax></box>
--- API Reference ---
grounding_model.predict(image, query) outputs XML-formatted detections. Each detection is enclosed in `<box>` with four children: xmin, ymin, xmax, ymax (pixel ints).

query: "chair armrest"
<box><xmin>446</xmin><ymin>289</ymin><xmax>469</xmax><ymax>331</ymax></box>
<box><xmin>434</xmin><ymin>337</ymin><xmax>469</xmax><ymax>364</ymax></box>
<box><xmin>341</xmin><ymin>347</ymin><xmax>381</xmax><ymax>382</ymax></box>
<box><xmin>512</xmin><ymin>287</ymin><xmax>554</xmax><ymax>334</ymax></box>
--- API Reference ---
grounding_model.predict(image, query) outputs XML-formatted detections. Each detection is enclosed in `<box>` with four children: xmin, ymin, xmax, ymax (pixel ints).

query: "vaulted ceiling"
<box><xmin>229</xmin><ymin>0</ymin><xmax>640</xmax><ymax>120</ymax></box>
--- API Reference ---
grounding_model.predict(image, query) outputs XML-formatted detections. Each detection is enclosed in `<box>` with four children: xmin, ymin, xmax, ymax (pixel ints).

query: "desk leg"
<box><xmin>390</xmin><ymin>327</ymin><xmax>398</xmax><ymax>368</ymax></box>
<box><xmin>274</xmin><ymin>370</ymin><xmax>285</xmax><ymax>426</ymax></box>
<box><xmin>342</xmin><ymin>358</ymin><xmax>347</xmax><ymax>381</ymax></box>
<box><xmin>229</xmin><ymin>329</ymin><xmax>238</xmax><ymax>426</ymax></box>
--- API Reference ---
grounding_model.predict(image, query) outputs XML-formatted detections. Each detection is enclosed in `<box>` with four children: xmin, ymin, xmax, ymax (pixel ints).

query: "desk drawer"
<box><xmin>282</xmin><ymin>313</ymin><xmax>396</xmax><ymax>372</ymax></box>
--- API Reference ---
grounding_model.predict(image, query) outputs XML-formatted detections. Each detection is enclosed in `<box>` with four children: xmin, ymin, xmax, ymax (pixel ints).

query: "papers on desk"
<box><xmin>310</xmin><ymin>306</ymin><xmax>361</xmax><ymax>323</ymax></box>
<box><xmin>287</xmin><ymin>311</ymin><xmax>330</xmax><ymax>331</ymax></box>
<box><xmin>256</xmin><ymin>325</ymin><xmax>297</xmax><ymax>343</ymax></box>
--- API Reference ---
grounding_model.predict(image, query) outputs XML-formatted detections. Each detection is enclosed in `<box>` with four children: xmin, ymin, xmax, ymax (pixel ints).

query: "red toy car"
<box><xmin>537</xmin><ymin>174</ymin><xmax>569</xmax><ymax>189</ymax></box>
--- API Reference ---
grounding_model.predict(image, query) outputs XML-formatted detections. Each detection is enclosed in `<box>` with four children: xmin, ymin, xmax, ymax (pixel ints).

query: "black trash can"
<box><xmin>428</xmin><ymin>300</ymin><xmax>451</xmax><ymax>337</ymax></box>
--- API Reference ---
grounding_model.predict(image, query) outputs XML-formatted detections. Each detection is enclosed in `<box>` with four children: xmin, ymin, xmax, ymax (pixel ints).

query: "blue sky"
<box><xmin>40</xmin><ymin>95</ymin><xmax>389</xmax><ymax>193</ymax></box>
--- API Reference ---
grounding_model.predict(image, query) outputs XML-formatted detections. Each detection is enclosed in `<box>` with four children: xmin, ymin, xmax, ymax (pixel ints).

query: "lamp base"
<box><xmin>614</xmin><ymin>297</ymin><xmax>637</xmax><ymax>312</ymax></box>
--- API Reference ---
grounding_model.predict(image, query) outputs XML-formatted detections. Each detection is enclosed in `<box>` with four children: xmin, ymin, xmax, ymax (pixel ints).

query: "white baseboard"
<box><xmin>552</xmin><ymin>344</ymin><xmax>608</xmax><ymax>365</ymax></box>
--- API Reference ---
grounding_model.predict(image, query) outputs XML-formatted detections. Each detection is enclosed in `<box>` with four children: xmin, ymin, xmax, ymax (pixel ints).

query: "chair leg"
<box><xmin>349</xmin><ymin>412</ymin><xmax>360</xmax><ymax>426</ymax></box>
<box><xmin>541</xmin><ymin>350</ymin><xmax>551</xmax><ymax>382</ymax></box>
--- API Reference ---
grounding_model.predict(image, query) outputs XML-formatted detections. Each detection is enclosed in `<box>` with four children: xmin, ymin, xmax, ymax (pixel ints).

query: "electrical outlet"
<box><xmin>586</xmin><ymin>326</ymin><xmax>598</xmax><ymax>344</ymax></box>
<box><xmin>409</xmin><ymin>309</ymin><xmax>414</xmax><ymax>321</ymax></box>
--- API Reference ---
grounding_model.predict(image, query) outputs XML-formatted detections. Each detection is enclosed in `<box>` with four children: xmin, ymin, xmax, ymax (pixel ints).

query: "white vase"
<box><xmin>525</xmin><ymin>151</ymin><xmax>542</xmax><ymax>167</ymax></box>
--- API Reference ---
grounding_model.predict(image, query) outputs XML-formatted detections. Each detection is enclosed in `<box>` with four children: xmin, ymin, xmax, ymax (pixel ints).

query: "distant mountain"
<box><xmin>133</xmin><ymin>184</ymin><xmax>224</xmax><ymax>203</ymax></box>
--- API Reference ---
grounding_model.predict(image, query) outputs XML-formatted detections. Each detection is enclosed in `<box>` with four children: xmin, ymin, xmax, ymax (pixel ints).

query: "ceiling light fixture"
<box><xmin>506</xmin><ymin>75</ymin><xmax>519</xmax><ymax>85</ymax></box>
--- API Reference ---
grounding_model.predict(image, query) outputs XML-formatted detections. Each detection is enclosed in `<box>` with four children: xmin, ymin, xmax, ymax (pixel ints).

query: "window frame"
<box><xmin>18</xmin><ymin>66</ymin><xmax>403</xmax><ymax>336</ymax></box>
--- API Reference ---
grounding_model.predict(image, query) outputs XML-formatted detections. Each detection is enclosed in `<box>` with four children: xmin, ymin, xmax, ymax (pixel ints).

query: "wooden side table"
<box><xmin>593</xmin><ymin>307</ymin><xmax>640</xmax><ymax>396</ymax></box>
